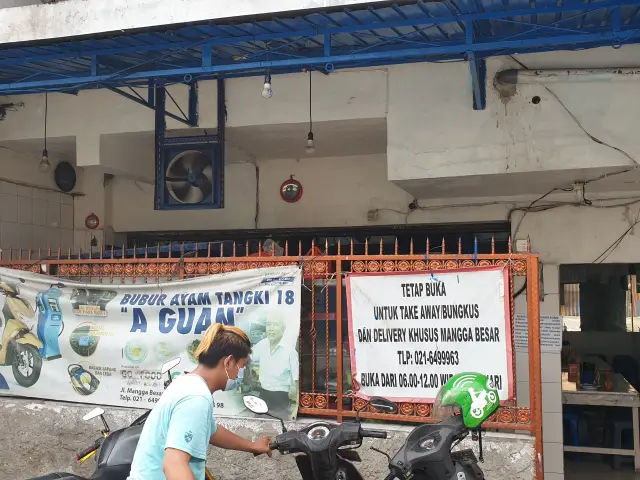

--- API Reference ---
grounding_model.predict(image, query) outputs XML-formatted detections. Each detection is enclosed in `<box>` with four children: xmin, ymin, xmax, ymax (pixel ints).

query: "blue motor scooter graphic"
<box><xmin>36</xmin><ymin>283</ymin><xmax>66</xmax><ymax>361</ymax></box>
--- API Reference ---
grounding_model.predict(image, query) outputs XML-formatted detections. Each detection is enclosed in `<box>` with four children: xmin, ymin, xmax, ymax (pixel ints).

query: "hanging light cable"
<box><xmin>39</xmin><ymin>93</ymin><xmax>50</xmax><ymax>173</ymax></box>
<box><xmin>305</xmin><ymin>71</ymin><xmax>315</xmax><ymax>155</ymax></box>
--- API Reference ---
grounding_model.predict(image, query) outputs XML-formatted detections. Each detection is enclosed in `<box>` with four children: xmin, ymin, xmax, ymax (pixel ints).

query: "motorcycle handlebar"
<box><xmin>360</xmin><ymin>428</ymin><xmax>387</xmax><ymax>439</ymax></box>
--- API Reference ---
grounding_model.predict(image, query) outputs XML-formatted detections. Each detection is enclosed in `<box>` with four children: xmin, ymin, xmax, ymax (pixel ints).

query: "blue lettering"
<box><xmin>130</xmin><ymin>308</ymin><xmax>148</xmax><ymax>333</ymax></box>
<box><xmin>159</xmin><ymin>308</ymin><xmax>176</xmax><ymax>333</ymax></box>
<box><xmin>120</xmin><ymin>294</ymin><xmax>131</xmax><ymax>305</ymax></box>
<box><xmin>216</xmin><ymin>307</ymin><xmax>235</xmax><ymax>325</ymax></box>
<box><xmin>170</xmin><ymin>294</ymin><xmax>180</xmax><ymax>306</ymax></box>
<box><xmin>195</xmin><ymin>309</ymin><xmax>212</xmax><ymax>334</ymax></box>
<box><xmin>177</xmin><ymin>308</ymin><xmax>195</xmax><ymax>334</ymax></box>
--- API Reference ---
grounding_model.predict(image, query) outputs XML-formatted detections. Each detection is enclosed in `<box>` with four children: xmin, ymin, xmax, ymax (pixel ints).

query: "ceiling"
<box><xmin>0</xmin><ymin>135</ymin><xmax>76</xmax><ymax>163</ymax></box>
<box><xmin>0</xmin><ymin>118</ymin><xmax>387</xmax><ymax>170</ymax></box>
<box><xmin>225</xmin><ymin>118</ymin><xmax>387</xmax><ymax>161</ymax></box>
<box><xmin>395</xmin><ymin>166</ymin><xmax>640</xmax><ymax>199</ymax></box>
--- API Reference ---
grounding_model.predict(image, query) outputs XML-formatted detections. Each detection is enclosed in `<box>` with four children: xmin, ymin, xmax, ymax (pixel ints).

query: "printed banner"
<box><xmin>0</xmin><ymin>265</ymin><xmax>302</xmax><ymax>420</ymax></box>
<box><xmin>347</xmin><ymin>266</ymin><xmax>513</xmax><ymax>402</ymax></box>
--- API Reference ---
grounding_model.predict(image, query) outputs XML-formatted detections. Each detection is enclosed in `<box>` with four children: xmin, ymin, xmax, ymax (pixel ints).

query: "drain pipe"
<box><xmin>496</xmin><ymin>67</ymin><xmax>640</xmax><ymax>86</ymax></box>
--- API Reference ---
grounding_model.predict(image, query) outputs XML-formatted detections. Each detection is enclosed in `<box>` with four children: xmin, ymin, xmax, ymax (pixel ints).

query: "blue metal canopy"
<box><xmin>0</xmin><ymin>0</ymin><xmax>639</xmax><ymax>104</ymax></box>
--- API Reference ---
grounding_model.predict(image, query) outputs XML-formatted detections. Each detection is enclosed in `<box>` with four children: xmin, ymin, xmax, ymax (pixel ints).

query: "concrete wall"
<box><xmin>0</xmin><ymin>149</ymin><xmax>75</xmax><ymax>259</ymax></box>
<box><xmin>0</xmin><ymin>0</ymin><xmax>392</xmax><ymax>44</ymax></box>
<box><xmin>0</xmin><ymin>397</ymin><xmax>534</xmax><ymax>480</ymax></box>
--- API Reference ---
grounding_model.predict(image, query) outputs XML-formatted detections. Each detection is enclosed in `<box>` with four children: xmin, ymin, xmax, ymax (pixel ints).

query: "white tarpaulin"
<box><xmin>0</xmin><ymin>265</ymin><xmax>302</xmax><ymax>419</ymax></box>
<box><xmin>347</xmin><ymin>266</ymin><xmax>513</xmax><ymax>402</ymax></box>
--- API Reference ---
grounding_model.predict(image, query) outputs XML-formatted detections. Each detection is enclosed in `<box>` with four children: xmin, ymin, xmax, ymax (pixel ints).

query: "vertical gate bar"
<box><xmin>527</xmin><ymin>257</ymin><xmax>543</xmax><ymax>478</ymax></box>
<box><xmin>509</xmin><ymin>269</ymin><xmax>516</xmax><ymax>405</ymax></box>
<box><xmin>336</xmin><ymin>259</ymin><xmax>343</xmax><ymax>422</ymax></box>
<box><xmin>311</xmin><ymin>266</ymin><xmax>317</xmax><ymax>393</ymax></box>
<box><xmin>325</xmin><ymin>272</ymin><xmax>330</xmax><ymax>403</ymax></box>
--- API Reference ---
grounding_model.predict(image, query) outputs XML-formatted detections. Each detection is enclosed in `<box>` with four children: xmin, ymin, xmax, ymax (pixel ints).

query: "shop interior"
<box><xmin>560</xmin><ymin>263</ymin><xmax>640</xmax><ymax>478</ymax></box>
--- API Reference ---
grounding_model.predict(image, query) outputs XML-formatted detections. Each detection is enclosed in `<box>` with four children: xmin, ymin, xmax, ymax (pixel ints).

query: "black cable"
<box><xmin>44</xmin><ymin>92</ymin><xmax>48</xmax><ymax>152</ymax></box>
<box><xmin>309</xmin><ymin>70</ymin><xmax>313</xmax><ymax>132</ymax></box>
<box><xmin>592</xmin><ymin>219</ymin><xmax>640</xmax><ymax>264</ymax></box>
<box><xmin>508</xmin><ymin>55</ymin><xmax>638</xmax><ymax>167</ymax></box>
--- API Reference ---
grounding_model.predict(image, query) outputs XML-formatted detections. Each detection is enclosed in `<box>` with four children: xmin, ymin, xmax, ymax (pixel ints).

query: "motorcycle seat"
<box><xmin>27</xmin><ymin>474</ymin><xmax>90</xmax><ymax>480</ymax></box>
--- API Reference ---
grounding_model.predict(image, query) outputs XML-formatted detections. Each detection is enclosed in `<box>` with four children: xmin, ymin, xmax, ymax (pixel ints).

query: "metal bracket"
<box><xmin>107</xmin><ymin>81</ymin><xmax>199</xmax><ymax>127</ymax></box>
<box><xmin>467</xmin><ymin>52</ymin><xmax>486</xmax><ymax>111</ymax></box>
<box><xmin>153</xmin><ymin>79</ymin><xmax>226</xmax><ymax>210</ymax></box>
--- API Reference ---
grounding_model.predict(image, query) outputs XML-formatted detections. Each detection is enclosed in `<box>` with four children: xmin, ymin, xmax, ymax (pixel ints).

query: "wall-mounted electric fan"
<box><xmin>154</xmin><ymin>137</ymin><xmax>223</xmax><ymax>211</ymax></box>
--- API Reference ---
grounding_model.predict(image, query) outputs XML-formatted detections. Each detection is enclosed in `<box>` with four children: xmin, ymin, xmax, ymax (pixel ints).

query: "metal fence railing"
<box><xmin>0</xmin><ymin>236</ymin><xmax>543</xmax><ymax>477</ymax></box>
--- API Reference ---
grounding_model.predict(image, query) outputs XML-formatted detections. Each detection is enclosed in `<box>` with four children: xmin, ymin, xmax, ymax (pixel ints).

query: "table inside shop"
<box><xmin>580</xmin><ymin>355</ymin><xmax>613</xmax><ymax>372</ymax></box>
<box><xmin>562</xmin><ymin>372</ymin><xmax>640</xmax><ymax>471</ymax></box>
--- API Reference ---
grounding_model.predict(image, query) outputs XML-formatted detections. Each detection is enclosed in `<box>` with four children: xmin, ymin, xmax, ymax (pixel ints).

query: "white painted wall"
<box><xmin>0</xmin><ymin>0</ymin><xmax>392</xmax><ymax>44</ymax></box>
<box><xmin>0</xmin><ymin>149</ymin><xmax>75</xmax><ymax>259</ymax></box>
<box><xmin>386</xmin><ymin>49</ymin><xmax>640</xmax><ymax>199</ymax></box>
<box><xmin>0</xmin><ymin>70</ymin><xmax>387</xmax><ymax>140</ymax></box>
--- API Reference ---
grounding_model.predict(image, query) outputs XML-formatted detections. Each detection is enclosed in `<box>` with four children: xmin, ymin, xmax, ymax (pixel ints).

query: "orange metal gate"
<box><xmin>0</xmin><ymin>238</ymin><xmax>543</xmax><ymax>478</ymax></box>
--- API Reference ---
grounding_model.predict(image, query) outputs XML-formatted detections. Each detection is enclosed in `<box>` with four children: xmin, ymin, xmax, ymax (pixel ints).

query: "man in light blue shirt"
<box><xmin>127</xmin><ymin>324</ymin><xmax>271</xmax><ymax>480</ymax></box>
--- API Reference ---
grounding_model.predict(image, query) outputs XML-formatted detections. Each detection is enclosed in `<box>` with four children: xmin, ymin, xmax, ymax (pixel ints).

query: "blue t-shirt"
<box><xmin>127</xmin><ymin>374</ymin><xmax>216</xmax><ymax>480</ymax></box>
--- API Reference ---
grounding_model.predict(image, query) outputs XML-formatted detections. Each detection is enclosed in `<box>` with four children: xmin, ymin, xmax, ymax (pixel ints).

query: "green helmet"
<box><xmin>433</xmin><ymin>372</ymin><xmax>499</xmax><ymax>429</ymax></box>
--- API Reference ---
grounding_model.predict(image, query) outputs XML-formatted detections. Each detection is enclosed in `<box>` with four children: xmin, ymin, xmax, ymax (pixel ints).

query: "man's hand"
<box><xmin>251</xmin><ymin>436</ymin><xmax>273</xmax><ymax>457</ymax></box>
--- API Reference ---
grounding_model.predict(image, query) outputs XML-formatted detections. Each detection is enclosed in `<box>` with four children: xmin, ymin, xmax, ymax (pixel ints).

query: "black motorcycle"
<box><xmin>243</xmin><ymin>394</ymin><xmax>395</xmax><ymax>480</ymax></box>
<box><xmin>25</xmin><ymin>358</ymin><xmax>185</xmax><ymax>480</ymax></box>
<box><xmin>380</xmin><ymin>415</ymin><xmax>485</xmax><ymax>480</ymax></box>
<box><xmin>245</xmin><ymin>391</ymin><xmax>490</xmax><ymax>480</ymax></box>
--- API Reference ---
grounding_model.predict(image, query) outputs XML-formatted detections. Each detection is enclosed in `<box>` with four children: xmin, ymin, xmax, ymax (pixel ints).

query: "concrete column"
<box><xmin>74</xmin><ymin>135</ymin><xmax>105</xmax><ymax>252</ymax></box>
<box><xmin>539</xmin><ymin>264</ymin><xmax>564</xmax><ymax>479</ymax></box>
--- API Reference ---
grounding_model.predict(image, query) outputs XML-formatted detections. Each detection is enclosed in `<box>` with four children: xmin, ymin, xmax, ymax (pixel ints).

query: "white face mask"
<box><xmin>225</xmin><ymin>365</ymin><xmax>245</xmax><ymax>391</ymax></box>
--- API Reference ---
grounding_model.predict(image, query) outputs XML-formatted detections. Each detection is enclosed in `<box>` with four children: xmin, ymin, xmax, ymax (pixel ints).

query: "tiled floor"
<box><xmin>565</xmin><ymin>459</ymin><xmax>640</xmax><ymax>479</ymax></box>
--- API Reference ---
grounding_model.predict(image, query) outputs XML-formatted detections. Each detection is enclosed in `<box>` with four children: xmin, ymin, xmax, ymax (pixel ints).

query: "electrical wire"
<box><xmin>43</xmin><ymin>92</ymin><xmax>48</xmax><ymax>153</ymax></box>
<box><xmin>309</xmin><ymin>70</ymin><xmax>313</xmax><ymax>133</ymax></box>
<box><xmin>592</xmin><ymin>209</ymin><xmax>640</xmax><ymax>263</ymax></box>
<box><xmin>508</xmin><ymin>55</ymin><xmax>638</xmax><ymax>169</ymax></box>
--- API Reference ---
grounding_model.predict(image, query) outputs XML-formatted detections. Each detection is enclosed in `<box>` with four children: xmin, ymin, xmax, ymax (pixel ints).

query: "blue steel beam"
<box><xmin>0</xmin><ymin>26</ymin><xmax>639</xmax><ymax>93</ymax></box>
<box><xmin>106</xmin><ymin>83</ymin><xmax>198</xmax><ymax>127</ymax></box>
<box><xmin>0</xmin><ymin>0</ymin><xmax>637</xmax><ymax>68</ymax></box>
<box><xmin>467</xmin><ymin>52</ymin><xmax>486</xmax><ymax>110</ymax></box>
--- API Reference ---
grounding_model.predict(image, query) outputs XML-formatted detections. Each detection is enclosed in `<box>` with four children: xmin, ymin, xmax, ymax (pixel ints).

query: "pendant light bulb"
<box><xmin>39</xmin><ymin>149</ymin><xmax>50</xmax><ymax>173</ymax></box>
<box><xmin>261</xmin><ymin>73</ymin><xmax>273</xmax><ymax>99</ymax></box>
<box><xmin>305</xmin><ymin>131</ymin><xmax>315</xmax><ymax>155</ymax></box>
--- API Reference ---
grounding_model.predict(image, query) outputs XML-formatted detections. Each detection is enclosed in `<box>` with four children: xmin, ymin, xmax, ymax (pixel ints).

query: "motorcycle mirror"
<box><xmin>83</xmin><ymin>407</ymin><xmax>105</xmax><ymax>421</ymax></box>
<box><xmin>243</xmin><ymin>395</ymin><xmax>269</xmax><ymax>415</ymax></box>
<box><xmin>369</xmin><ymin>397</ymin><xmax>398</xmax><ymax>414</ymax></box>
<box><xmin>161</xmin><ymin>358</ymin><xmax>181</xmax><ymax>375</ymax></box>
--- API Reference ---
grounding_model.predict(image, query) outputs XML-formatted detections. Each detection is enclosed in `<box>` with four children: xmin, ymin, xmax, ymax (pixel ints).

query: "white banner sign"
<box><xmin>347</xmin><ymin>266</ymin><xmax>513</xmax><ymax>402</ymax></box>
<box><xmin>0</xmin><ymin>265</ymin><xmax>302</xmax><ymax>419</ymax></box>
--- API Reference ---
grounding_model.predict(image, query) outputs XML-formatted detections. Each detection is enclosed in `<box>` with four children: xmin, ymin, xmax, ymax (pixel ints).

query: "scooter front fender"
<box><xmin>15</xmin><ymin>331</ymin><xmax>43</xmax><ymax>348</ymax></box>
<box><xmin>0</xmin><ymin>319</ymin><xmax>42</xmax><ymax>364</ymax></box>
